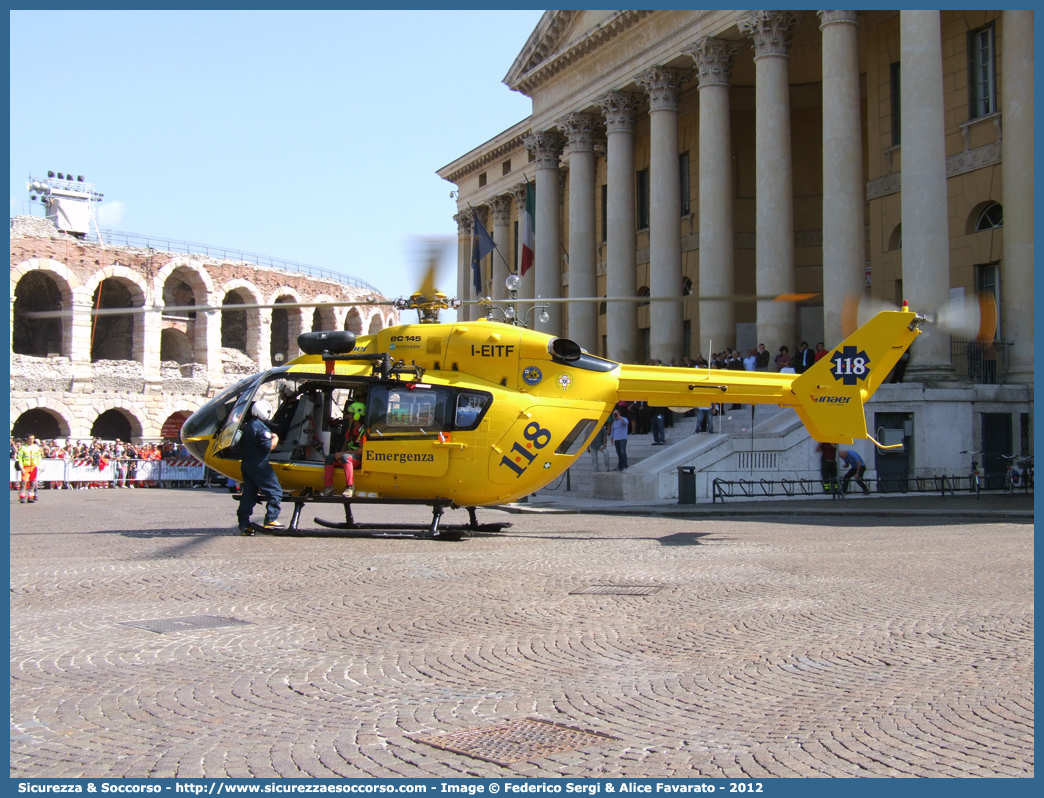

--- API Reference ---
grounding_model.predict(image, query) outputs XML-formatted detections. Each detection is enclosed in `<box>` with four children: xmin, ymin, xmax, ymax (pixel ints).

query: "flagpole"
<box><xmin>467</xmin><ymin>202</ymin><xmax>513</xmax><ymax>273</ymax></box>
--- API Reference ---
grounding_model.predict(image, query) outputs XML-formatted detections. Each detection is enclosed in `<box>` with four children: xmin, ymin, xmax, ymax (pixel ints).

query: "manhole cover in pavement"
<box><xmin>120</xmin><ymin>615</ymin><xmax>252</xmax><ymax>634</ymax></box>
<box><xmin>570</xmin><ymin>584</ymin><xmax>664</xmax><ymax>596</ymax></box>
<box><xmin>414</xmin><ymin>718</ymin><xmax>617</xmax><ymax>765</ymax></box>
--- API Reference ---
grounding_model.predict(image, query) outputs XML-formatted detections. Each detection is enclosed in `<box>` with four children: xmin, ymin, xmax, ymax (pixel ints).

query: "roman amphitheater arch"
<box><xmin>156</xmin><ymin>259</ymin><xmax>217</xmax><ymax>368</ymax></box>
<box><xmin>309</xmin><ymin>294</ymin><xmax>338</xmax><ymax>332</ymax></box>
<box><xmin>10</xmin><ymin>397</ymin><xmax>75</xmax><ymax>438</ymax></box>
<box><xmin>344</xmin><ymin>307</ymin><xmax>364</xmax><ymax>335</ymax></box>
<box><xmin>90</xmin><ymin>398</ymin><xmax>148</xmax><ymax>441</ymax></box>
<box><xmin>268</xmin><ymin>287</ymin><xmax>305</xmax><ymax>363</ymax></box>
<box><xmin>219</xmin><ymin>279</ymin><xmax>264</xmax><ymax>366</ymax></box>
<box><xmin>11</xmin><ymin>258</ymin><xmax>79</xmax><ymax>359</ymax></box>
<box><xmin>367</xmin><ymin>312</ymin><xmax>386</xmax><ymax>335</ymax></box>
<box><xmin>81</xmin><ymin>265</ymin><xmax>149</xmax><ymax>364</ymax></box>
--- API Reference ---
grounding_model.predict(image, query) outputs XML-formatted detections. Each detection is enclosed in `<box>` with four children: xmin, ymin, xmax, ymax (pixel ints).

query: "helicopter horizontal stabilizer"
<box><xmin>791</xmin><ymin>309</ymin><xmax>919</xmax><ymax>444</ymax></box>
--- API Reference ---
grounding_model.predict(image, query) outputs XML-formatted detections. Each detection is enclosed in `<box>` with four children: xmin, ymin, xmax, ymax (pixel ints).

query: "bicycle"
<box><xmin>960</xmin><ymin>450</ymin><xmax>983</xmax><ymax>498</ymax></box>
<box><xmin>1001</xmin><ymin>454</ymin><xmax>1034</xmax><ymax>495</ymax></box>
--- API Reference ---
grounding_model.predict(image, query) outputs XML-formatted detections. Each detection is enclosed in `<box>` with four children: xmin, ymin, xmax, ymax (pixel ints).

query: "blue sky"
<box><xmin>9</xmin><ymin>10</ymin><xmax>544</xmax><ymax>300</ymax></box>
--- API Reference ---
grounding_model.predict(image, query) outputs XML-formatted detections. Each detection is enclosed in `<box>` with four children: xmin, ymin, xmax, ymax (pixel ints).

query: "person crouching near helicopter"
<box><xmin>237</xmin><ymin>399</ymin><xmax>284</xmax><ymax>536</ymax></box>
<box><xmin>323</xmin><ymin>400</ymin><xmax>366</xmax><ymax>499</ymax></box>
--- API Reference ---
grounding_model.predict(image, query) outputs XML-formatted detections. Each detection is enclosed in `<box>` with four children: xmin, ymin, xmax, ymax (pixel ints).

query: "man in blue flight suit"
<box><xmin>238</xmin><ymin>398</ymin><xmax>285</xmax><ymax>536</ymax></box>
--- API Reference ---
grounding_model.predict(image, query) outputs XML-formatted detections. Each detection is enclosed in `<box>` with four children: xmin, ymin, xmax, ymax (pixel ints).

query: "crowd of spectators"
<box><xmin>641</xmin><ymin>340</ymin><xmax>829</xmax><ymax>375</ymax></box>
<box><xmin>9</xmin><ymin>438</ymin><xmax>195</xmax><ymax>490</ymax></box>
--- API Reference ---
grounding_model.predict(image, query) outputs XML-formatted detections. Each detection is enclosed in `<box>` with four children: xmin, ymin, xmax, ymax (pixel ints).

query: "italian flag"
<box><xmin>519</xmin><ymin>182</ymin><xmax>535</xmax><ymax>276</ymax></box>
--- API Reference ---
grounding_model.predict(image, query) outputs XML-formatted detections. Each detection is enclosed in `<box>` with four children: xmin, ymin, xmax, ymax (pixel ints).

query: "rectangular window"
<box><xmin>368</xmin><ymin>385</ymin><xmax>451</xmax><ymax>437</ymax></box>
<box><xmin>502</xmin><ymin>160</ymin><xmax>512</xmax><ymax>176</ymax></box>
<box><xmin>975</xmin><ymin>263</ymin><xmax>1001</xmax><ymax>339</ymax></box>
<box><xmin>636</xmin><ymin>169</ymin><xmax>650</xmax><ymax>230</ymax></box>
<box><xmin>968</xmin><ymin>25</ymin><xmax>996</xmax><ymax>119</ymax></box>
<box><xmin>478</xmin><ymin>172</ymin><xmax>487</xmax><ymax>188</ymax></box>
<box><xmin>600</xmin><ymin>184</ymin><xmax>608</xmax><ymax>242</ymax></box>
<box><xmin>679</xmin><ymin>152</ymin><xmax>691</xmax><ymax>216</ymax></box>
<box><xmin>890</xmin><ymin>62</ymin><xmax>901</xmax><ymax>146</ymax></box>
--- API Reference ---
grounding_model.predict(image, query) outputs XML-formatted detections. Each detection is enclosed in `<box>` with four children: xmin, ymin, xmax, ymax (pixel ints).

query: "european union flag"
<box><xmin>470</xmin><ymin>211</ymin><xmax>496</xmax><ymax>296</ymax></box>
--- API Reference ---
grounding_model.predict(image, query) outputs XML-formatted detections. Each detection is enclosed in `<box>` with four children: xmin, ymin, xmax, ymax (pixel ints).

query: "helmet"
<box><xmin>251</xmin><ymin>399</ymin><xmax>274</xmax><ymax>421</ymax></box>
<box><xmin>347</xmin><ymin>401</ymin><xmax>366</xmax><ymax>422</ymax></box>
<box><xmin>279</xmin><ymin>383</ymin><xmax>295</xmax><ymax>400</ymax></box>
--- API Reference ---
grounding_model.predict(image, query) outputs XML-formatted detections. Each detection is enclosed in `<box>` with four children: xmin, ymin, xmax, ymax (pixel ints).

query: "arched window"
<box><xmin>221</xmin><ymin>291</ymin><xmax>248</xmax><ymax>354</ymax></box>
<box><xmin>888</xmin><ymin>224</ymin><xmax>902</xmax><ymax>252</ymax></box>
<box><xmin>975</xmin><ymin>202</ymin><xmax>1003</xmax><ymax>232</ymax></box>
<box><xmin>13</xmin><ymin>271</ymin><xmax>63</xmax><ymax>357</ymax></box>
<box><xmin>682</xmin><ymin>277</ymin><xmax>693</xmax><ymax>296</ymax></box>
<box><xmin>637</xmin><ymin>285</ymin><xmax>651</xmax><ymax>307</ymax></box>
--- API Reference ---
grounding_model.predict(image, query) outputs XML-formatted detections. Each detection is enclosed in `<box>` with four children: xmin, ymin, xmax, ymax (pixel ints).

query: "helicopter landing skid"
<box><xmin>235</xmin><ymin>493</ymin><xmax>510</xmax><ymax>539</ymax></box>
<box><xmin>305</xmin><ymin>498</ymin><xmax>510</xmax><ymax>541</ymax></box>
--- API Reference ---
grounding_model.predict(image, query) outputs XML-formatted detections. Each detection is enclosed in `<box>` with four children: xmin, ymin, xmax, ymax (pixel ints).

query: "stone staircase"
<box><xmin>533</xmin><ymin>404</ymin><xmax>795</xmax><ymax>502</ymax></box>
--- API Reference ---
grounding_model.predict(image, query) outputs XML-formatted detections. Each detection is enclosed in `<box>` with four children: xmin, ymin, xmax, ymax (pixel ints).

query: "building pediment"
<box><xmin>504</xmin><ymin>9</ymin><xmax>655</xmax><ymax>96</ymax></box>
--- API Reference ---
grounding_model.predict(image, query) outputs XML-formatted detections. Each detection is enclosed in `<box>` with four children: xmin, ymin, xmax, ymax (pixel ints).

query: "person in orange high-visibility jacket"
<box><xmin>16</xmin><ymin>434</ymin><xmax>43</xmax><ymax>504</ymax></box>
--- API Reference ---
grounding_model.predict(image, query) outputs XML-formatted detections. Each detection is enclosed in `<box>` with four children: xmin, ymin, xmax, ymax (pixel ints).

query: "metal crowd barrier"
<box><xmin>711</xmin><ymin>473</ymin><xmax>1031</xmax><ymax>503</ymax></box>
<box><xmin>10</xmin><ymin>458</ymin><xmax>207</xmax><ymax>487</ymax></box>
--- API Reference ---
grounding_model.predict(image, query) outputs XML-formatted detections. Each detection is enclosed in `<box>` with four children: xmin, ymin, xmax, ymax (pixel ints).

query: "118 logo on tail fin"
<box><xmin>830</xmin><ymin>346</ymin><xmax>870</xmax><ymax>385</ymax></box>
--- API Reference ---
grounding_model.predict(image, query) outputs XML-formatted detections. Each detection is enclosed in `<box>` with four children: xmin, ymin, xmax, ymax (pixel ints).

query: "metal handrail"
<box><xmin>712</xmin><ymin>473</ymin><xmax>1031</xmax><ymax>503</ymax></box>
<box><xmin>950</xmin><ymin>337</ymin><xmax>1011</xmax><ymax>384</ymax></box>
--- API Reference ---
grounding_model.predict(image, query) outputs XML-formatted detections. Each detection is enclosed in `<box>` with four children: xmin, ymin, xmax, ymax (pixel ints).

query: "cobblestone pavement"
<box><xmin>10</xmin><ymin>490</ymin><xmax>1034</xmax><ymax>779</ymax></box>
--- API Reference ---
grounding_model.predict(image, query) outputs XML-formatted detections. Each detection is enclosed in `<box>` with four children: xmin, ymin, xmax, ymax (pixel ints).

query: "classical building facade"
<box><xmin>10</xmin><ymin>216</ymin><xmax>397</xmax><ymax>441</ymax></box>
<box><xmin>439</xmin><ymin>10</ymin><xmax>1032</xmax><ymax>490</ymax></box>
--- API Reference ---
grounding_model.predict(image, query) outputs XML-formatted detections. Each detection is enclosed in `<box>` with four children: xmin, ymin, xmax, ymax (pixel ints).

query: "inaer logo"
<box><xmin>365</xmin><ymin>451</ymin><xmax>435</xmax><ymax>464</ymax></box>
<box><xmin>810</xmin><ymin>395</ymin><xmax>851</xmax><ymax>404</ymax></box>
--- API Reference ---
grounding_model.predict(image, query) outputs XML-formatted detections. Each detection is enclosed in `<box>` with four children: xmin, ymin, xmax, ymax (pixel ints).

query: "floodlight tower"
<box><xmin>27</xmin><ymin>171</ymin><xmax>105</xmax><ymax>241</ymax></box>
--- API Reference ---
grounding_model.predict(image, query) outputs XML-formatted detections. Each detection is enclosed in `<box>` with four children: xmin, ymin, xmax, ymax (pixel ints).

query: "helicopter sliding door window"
<box><xmin>368</xmin><ymin>384</ymin><xmax>452</xmax><ymax>438</ymax></box>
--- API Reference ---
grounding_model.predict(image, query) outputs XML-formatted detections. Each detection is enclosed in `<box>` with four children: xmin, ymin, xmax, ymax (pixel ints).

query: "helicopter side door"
<box><xmin>212</xmin><ymin>373</ymin><xmax>267</xmax><ymax>457</ymax></box>
<box><xmin>361</xmin><ymin>383</ymin><xmax>452</xmax><ymax>478</ymax></box>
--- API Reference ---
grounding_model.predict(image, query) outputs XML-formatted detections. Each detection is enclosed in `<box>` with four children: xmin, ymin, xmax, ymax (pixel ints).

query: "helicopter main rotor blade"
<box><xmin>21</xmin><ymin>298</ymin><xmax>397</xmax><ymax>320</ymax></box>
<box><xmin>465</xmin><ymin>292</ymin><xmax>820</xmax><ymax>305</ymax></box>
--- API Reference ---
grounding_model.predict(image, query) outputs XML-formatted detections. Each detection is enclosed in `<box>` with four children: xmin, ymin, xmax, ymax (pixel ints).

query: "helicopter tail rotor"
<box><xmin>851</xmin><ymin>291</ymin><xmax>996</xmax><ymax>342</ymax></box>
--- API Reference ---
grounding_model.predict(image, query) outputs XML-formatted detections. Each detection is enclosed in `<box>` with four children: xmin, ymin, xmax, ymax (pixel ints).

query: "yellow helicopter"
<box><xmin>176</xmin><ymin>255</ymin><xmax>928</xmax><ymax>538</ymax></box>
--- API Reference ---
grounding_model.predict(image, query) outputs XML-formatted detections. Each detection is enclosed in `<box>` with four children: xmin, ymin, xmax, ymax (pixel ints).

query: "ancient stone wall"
<box><xmin>10</xmin><ymin>216</ymin><xmax>397</xmax><ymax>440</ymax></box>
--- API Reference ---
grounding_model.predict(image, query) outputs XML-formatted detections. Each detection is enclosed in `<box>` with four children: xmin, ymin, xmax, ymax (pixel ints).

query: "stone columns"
<box><xmin>454</xmin><ymin>211</ymin><xmax>473</xmax><ymax>321</ymax></box>
<box><xmin>69</xmin><ymin>296</ymin><xmax>94</xmax><ymax>391</ymax></box>
<box><xmin>819</xmin><ymin>10</ymin><xmax>864</xmax><ymax>346</ymax></box>
<box><xmin>488</xmin><ymin>194</ymin><xmax>513</xmax><ymax>304</ymax></box>
<box><xmin>256</xmin><ymin>309</ymin><xmax>272</xmax><ymax>372</ymax></box>
<box><xmin>524</xmin><ymin>131</ymin><xmax>566</xmax><ymax>336</ymax></box>
<box><xmin>142</xmin><ymin>305</ymin><xmax>163</xmax><ymax>391</ymax></box>
<box><xmin>741</xmin><ymin>10</ymin><xmax>797</xmax><ymax>353</ymax></box>
<box><xmin>900</xmin><ymin>10</ymin><xmax>954</xmax><ymax>381</ymax></box>
<box><xmin>202</xmin><ymin>303</ymin><xmax>223</xmax><ymax>385</ymax></box>
<box><xmin>1001</xmin><ymin>10</ymin><xmax>1034</xmax><ymax>385</ymax></box>
<box><xmin>687</xmin><ymin>37</ymin><xmax>737</xmax><ymax>359</ymax></box>
<box><xmin>558</xmin><ymin>112</ymin><xmax>600</xmax><ymax>353</ymax></box>
<box><xmin>598</xmin><ymin>91</ymin><xmax>640</xmax><ymax>364</ymax></box>
<box><xmin>636</xmin><ymin>66</ymin><xmax>685</xmax><ymax>363</ymax></box>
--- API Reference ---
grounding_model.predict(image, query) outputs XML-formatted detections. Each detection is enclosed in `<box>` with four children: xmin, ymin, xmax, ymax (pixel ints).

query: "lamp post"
<box><xmin>485</xmin><ymin>273</ymin><xmax>549</xmax><ymax>328</ymax></box>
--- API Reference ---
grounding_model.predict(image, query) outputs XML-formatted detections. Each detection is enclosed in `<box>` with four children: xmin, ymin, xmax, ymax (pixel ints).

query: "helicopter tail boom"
<box><xmin>616</xmin><ymin>308</ymin><xmax>919</xmax><ymax>444</ymax></box>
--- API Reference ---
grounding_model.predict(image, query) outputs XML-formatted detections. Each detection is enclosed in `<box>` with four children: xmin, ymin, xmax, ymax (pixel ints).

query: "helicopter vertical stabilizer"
<box><xmin>791</xmin><ymin>309</ymin><xmax>919</xmax><ymax>443</ymax></box>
